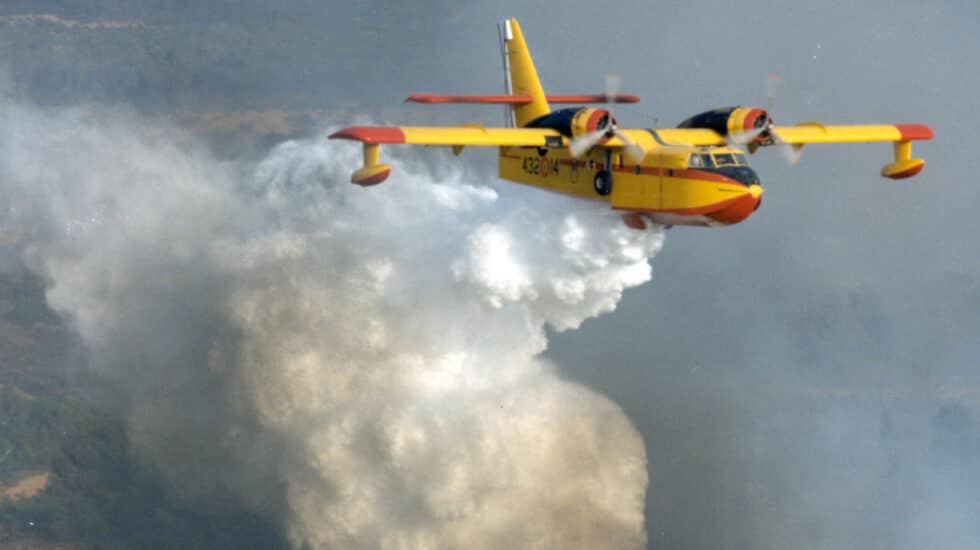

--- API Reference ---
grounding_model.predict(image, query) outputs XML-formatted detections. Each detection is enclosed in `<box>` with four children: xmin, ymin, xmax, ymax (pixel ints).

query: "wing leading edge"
<box><xmin>330</xmin><ymin>126</ymin><xmax>563</xmax><ymax>147</ymax></box>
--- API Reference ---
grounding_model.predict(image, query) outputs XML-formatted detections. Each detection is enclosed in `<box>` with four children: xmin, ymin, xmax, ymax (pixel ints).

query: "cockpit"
<box><xmin>688</xmin><ymin>150</ymin><xmax>760</xmax><ymax>187</ymax></box>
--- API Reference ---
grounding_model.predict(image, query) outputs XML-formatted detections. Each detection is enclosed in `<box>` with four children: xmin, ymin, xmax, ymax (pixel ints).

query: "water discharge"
<box><xmin>0</xmin><ymin>99</ymin><xmax>663</xmax><ymax>548</ymax></box>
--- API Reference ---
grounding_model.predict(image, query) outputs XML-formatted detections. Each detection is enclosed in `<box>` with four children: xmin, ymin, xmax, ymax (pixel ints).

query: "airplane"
<box><xmin>330</xmin><ymin>17</ymin><xmax>933</xmax><ymax>229</ymax></box>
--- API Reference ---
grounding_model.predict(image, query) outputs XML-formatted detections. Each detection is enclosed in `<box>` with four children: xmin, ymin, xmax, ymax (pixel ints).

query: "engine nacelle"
<box><xmin>526</xmin><ymin>107</ymin><xmax>616</xmax><ymax>141</ymax></box>
<box><xmin>678</xmin><ymin>107</ymin><xmax>771</xmax><ymax>143</ymax></box>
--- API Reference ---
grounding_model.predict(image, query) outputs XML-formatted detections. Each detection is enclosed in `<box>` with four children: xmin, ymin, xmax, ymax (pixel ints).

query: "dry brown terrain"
<box><xmin>0</xmin><ymin>384</ymin><xmax>35</xmax><ymax>401</ymax></box>
<box><xmin>1</xmin><ymin>472</ymin><xmax>51</xmax><ymax>501</ymax></box>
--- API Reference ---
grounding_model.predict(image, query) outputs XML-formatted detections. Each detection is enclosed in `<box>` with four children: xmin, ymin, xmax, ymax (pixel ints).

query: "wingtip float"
<box><xmin>330</xmin><ymin>17</ymin><xmax>933</xmax><ymax>228</ymax></box>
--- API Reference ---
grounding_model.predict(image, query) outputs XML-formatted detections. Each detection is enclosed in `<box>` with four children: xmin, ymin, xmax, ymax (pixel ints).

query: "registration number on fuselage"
<box><xmin>520</xmin><ymin>155</ymin><xmax>560</xmax><ymax>177</ymax></box>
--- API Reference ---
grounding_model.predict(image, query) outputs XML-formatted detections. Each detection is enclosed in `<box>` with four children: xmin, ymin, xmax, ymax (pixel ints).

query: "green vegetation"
<box><xmin>0</xmin><ymin>267</ymin><xmax>285</xmax><ymax>549</ymax></box>
<box><xmin>0</xmin><ymin>387</ymin><xmax>283</xmax><ymax>548</ymax></box>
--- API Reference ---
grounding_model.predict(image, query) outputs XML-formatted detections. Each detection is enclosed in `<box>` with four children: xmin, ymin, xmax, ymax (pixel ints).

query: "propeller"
<box><xmin>727</xmin><ymin>125</ymin><xmax>768</xmax><ymax>146</ymax></box>
<box><xmin>773</xmin><ymin>134</ymin><xmax>804</xmax><ymax>166</ymax></box>
<box><xmin>761</xmin><ymin>73</ymin><xmax>803</xmax><ymax>166</ymax></box>
<box><xmin>569</xmin><ymin>127</ymin><xmax>609</xmax><ymax>157</ymax></box>
<box><xmin>568</xmin><ymin>73</ymin><xmax>647</xmax><ymax>163</ymax></box>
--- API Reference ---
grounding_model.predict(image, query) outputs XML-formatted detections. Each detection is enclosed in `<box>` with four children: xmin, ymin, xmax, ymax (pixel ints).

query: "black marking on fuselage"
<box><xmin>644</xmin><ymin>128</ymin><xmax>667</xmax><ymax>146</ymax></box>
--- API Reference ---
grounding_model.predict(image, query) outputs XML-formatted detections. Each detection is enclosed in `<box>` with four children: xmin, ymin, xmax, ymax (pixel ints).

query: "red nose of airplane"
<box><xmin>708</xmin><ymin>185</ymin><xmax>763</xmax><ymax>225</ymax></box>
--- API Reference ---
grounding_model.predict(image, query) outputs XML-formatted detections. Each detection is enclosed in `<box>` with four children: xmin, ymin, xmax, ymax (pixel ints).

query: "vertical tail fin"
<box><xmin>500</xmin><ymin>18</ymin><xmax>549</xmax><ymax>127</ymax></box>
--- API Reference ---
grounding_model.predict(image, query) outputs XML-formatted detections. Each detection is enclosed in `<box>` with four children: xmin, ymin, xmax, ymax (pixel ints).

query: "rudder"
<box><xmin>500</xmin><ymin>18</ymin><xmax>550</xmax><ymax>127</ymax></box>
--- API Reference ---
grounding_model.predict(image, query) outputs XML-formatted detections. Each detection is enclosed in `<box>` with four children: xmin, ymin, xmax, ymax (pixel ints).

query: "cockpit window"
<box><xmin>692</xmin><ymin>151</ymin><xmax>751</xmax><ymax>169</ymax></box>
<box><xmin>714</xmin><ymin>153</ymin><xmax>736</xmax><ymax>166</ymax></box>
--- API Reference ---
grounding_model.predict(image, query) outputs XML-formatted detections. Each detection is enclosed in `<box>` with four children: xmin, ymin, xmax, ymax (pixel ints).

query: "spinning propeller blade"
<box><xmin>570</xmin><ymin>128</ymin><xmax>608</xmax><ymax>157</ymax></box>
<box><xmin>568</xmin><ymin>73</ymin><xmax>647</xmax><ymax>162</ymax></box>
<box><xmin>727</xmin><ymin>126</ymin><xmax>768</xmax><ymax>146</ymax></box>
<box><xmin>762</xmin><ymin>73</ymin><xmax>803</xmax><ymax>166</ymax></box>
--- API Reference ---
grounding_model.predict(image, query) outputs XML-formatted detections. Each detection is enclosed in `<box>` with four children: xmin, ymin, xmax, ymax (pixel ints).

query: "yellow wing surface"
<box><xmin>627</xmin><ymin>123</ymin><xmax>933</xmax><ymax>178</ymax></box>
<box><xmin>330</xmin><ymin>126</ymin><xmax>562</xmax><ymax>147</ymax></box>
<box><xmin>330</xmin><ymin>122</ymin><xmax>933</xmax><ymax>184</ymax></box>
<box><xmin>640</xmin><ymin>123</ymin><xmax>933</xmax><ymax>146</ymax></box>
<box><xmin>772</xmin><ymin>123</ymin><xmax>933</xmax><ymax>178</ymax></box>
<box><xmin>329</xmin><ymin>126</ymin><xmax>565</xmax><ymax>185</ymax></box>
<box><xmin>330</xmin><ymin>123</ymin><xmax>932</xmax><ymax>148</ymax></box>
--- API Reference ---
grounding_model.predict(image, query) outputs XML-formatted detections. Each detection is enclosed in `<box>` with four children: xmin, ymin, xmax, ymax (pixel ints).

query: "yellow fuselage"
<box><xmin>498</xmin><ymin>143</ymin><xmax>764</xmax><ymax>227</ymax></box>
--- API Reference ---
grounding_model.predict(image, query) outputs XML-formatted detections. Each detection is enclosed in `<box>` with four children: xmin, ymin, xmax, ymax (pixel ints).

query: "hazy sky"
<box><xmin>3</xmin><ymin>1</ymin><xmax>979</xmax><ymax>548</ymax></box>
<box><xmin>324</xmin><ymin>5</ymin><xmax>980</xmax><ymax>544</ymax></box>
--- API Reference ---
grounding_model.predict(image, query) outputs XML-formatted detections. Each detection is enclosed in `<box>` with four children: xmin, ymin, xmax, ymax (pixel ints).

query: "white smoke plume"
<box><xmin>0</xmin><ymin>97</ymin><xmax>663</xmax><ymax>548</ymax></box>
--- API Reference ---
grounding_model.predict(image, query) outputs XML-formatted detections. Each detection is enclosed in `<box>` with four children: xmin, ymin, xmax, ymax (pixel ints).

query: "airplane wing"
<box><xmin>771</xmin><ymin>123</ymin><xmax>933</xmax><ymax>144</ymax></box>
<box><xmin>332</xmin><ymin>123</ymin><xmax>932</xmax><ymax>149</ymax></box>
<box><xmin>618</xmin><ymin>123</ymin><xmax>933</xmax><ymax>179</ymax></box>
<box><xmin>330</xmin><ymin>126</ymin><xmax>565</xmax><ymax>147</ymax></box>
<box><xmin>616</xmin><ymin>124</ymin><xmax>934</xmax><ymax>147</ymax></box>
<box><xmin>330</xmin><ymin>122</ymin><xmax>933</xmax><ymax>185</ymax></box>
<box><xmin>330</xmin><ymin>125</ymin><xmax>571</xmax><ymax>185</ymax></box>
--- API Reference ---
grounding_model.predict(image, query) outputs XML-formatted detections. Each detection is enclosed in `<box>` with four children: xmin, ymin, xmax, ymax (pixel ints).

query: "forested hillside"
<box><xmin>0</xmin><ymin>258</ymin><xmax>284</xmax><ymax>549</ymax></box>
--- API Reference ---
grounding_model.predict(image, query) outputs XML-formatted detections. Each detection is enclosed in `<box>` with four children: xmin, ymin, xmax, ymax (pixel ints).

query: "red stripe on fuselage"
<box><xmin>614</xmin><ymin>193</ymin><xmax>746</xmax><ymax>216</ymax></box>
<box><xmin>501</xmin><ymin>151</ymin><xmax>757</xmax><ymax>223</ymax></box>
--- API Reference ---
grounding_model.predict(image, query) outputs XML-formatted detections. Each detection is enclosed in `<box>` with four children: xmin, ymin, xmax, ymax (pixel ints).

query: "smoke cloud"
<box><xmin>0</xmin><ymin>95</ymin><xmax>662</xmax><ymax>548</ymax></box>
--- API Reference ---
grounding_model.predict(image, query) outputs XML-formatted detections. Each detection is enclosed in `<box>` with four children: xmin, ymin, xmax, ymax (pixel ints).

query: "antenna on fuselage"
<box><xmin>497</xmin><ymin>20</ymin><xmax>515</xmax><ymax>128</ymax></box>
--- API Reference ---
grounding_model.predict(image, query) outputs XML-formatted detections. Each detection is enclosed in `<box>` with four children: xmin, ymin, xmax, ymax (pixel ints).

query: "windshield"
<box><xmin>689</xmin><ymin>153</ymin><xmax>715</xmax><ymax>168</ymax></box>
<box><xmin>706</xmin><ymin>166</ymin><xmax>759</xmax><ymax>186</ymax></box>
<box><xmin>714</xmin><ymin>153</ymin><xmax>736</xmax><ymax>166</ymax></box>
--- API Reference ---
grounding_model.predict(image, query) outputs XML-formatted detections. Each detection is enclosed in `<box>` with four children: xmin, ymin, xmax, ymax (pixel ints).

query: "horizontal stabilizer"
<box><xmin>406</xmin><ymin>93</ymin><xmax>639</xmax><ymax>105</ymax></box>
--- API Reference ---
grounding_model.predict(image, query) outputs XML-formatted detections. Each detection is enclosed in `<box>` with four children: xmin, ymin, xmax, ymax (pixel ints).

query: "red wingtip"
<box><xmin>329</xmin><ymin>127</ymin><xmax>406</xmax><ymax>144</ymax></box>
<box><xmin>895</xmin><ymin>124</ymin><xmax>934</xmax><ymax>141</ymax></box>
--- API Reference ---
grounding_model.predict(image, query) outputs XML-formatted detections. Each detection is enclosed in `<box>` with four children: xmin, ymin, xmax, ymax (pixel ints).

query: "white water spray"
<box><xmin>0</xmin><ymin>99</ymin><xmax>663</xmax><ymax>548</ymax></box>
